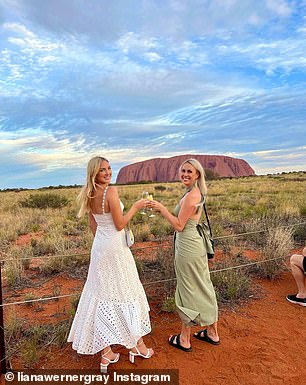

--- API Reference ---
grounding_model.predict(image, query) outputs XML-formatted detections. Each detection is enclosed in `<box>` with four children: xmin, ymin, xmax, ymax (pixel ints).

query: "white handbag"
<box><xmin>125</xmin><ymin>228</ymin><xmax>134</xmax><ymax>247</ymax></box>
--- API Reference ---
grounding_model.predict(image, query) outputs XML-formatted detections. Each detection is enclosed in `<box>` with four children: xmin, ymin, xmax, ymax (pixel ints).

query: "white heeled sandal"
<box><xmin>129</xmin><ymin>340</ymin><xmax>154</xmax><ymax>364</ymax></box>
<box><xmin>100</xmin><ymin>348</ymin><xmax>120</xmax><ymax>373</ymax></box>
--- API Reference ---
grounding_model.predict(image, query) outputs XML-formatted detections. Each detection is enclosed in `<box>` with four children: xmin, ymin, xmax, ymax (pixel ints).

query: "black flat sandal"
<box><xmin>194</xmin><ymin>329</ymin><xmax>220</xmax><ymax>345</ymax></box>
<box><xmin>168</xmin><ymin>334</ymin><xmax>192</xmax><ymax>352</ymax></box>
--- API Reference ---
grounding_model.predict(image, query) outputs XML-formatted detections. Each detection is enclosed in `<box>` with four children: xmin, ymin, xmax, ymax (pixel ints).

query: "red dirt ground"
<box><xmin>1</xmin><ymin>244</ymin><xmax>306</xmax><ymax>385</ymax></box>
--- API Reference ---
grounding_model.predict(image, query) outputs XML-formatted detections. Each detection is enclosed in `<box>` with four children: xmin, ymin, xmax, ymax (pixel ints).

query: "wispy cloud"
<box><xmin>0</xmin><ymin>0</ymin><xmax>305</xmax><ymax>188</ymax></box>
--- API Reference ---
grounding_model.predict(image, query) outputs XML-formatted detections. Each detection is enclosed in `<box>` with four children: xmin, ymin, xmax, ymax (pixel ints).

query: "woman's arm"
<box><xmin>88</xmin><ymin>212</ymin><xmax>97</xmax><ymax>235</ymax></box>
<box><xmin>107</xmin><ymin>186</ymin><xmax>145</xmax><ymax>231</ymax></box>
<box><xmin>149</xmin><ymin>192</ymin><xmax>199</xmax><ymax>232</ymax></box>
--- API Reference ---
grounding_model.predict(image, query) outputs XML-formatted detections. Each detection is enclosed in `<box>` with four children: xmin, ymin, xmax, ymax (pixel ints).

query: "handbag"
<box><xmin>125</xmin><ymin>228</ymin><xmax>134</xmax><ymax>247</ymax></box>
<box><xmin>196</xmin><ymin>202</ymin><xmax>215</xmax><ymax>259</ymax></box>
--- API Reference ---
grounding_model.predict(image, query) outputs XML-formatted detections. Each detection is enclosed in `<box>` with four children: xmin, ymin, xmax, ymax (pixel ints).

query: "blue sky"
<box><xmin>0</xmin><ymin>0</ymin><xmax>306</xmax><ymax>188</ymax></box>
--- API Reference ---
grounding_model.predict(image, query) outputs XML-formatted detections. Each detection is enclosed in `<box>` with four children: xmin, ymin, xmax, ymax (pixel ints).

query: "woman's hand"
<box><xmin>147</xmin><ymin>199</ymin><xmax>164</xmax><ymax>213</ymax></box>
<box><xmin>133</xmin><ymin>198</ymin><xmax>147</xmax><ymax>211</ymax></box>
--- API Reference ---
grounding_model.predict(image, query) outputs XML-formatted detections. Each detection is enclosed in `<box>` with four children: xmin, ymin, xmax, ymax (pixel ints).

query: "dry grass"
<box><xmin>0</xmin><ymin>173</ymin><xmax>305</xmax><ymax>286</ymax></box>
<box><xmin>255</xmin><ymin>226</ymin><xmax>294</xmax><ymax>280</ymax></box>
<box><xmin>0</xmin><ymin>173</ymin><xmax>305</xmax><ymax>367</ymax></box>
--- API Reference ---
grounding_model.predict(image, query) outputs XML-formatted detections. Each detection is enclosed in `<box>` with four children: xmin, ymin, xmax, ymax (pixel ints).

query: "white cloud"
<box><xmin>116</xmin><ymin>32</ymin><xmax>159</xmax><ymax>54</ymax></box>
<box><xmin>1</xmin><ymin>0</ymin><xmax>297</xmax><ymax>43</ymax></box>
<box><xmin>1</xmin><ymin>0</ymin><xmax>305</xmax><ymax>188</ymax></box>
<box><xmin>266</xmin><ymin>0</ymin><xmax>292</xmax><ymax>17</ymax></box>
<box><xmin>144</xmin><ymin>52</ymin><xmax>162</xmax><ymax>62</ymax></box>
<box><xmin>3</xmin><ymin>22</ymin><xmax>35</xmax><ymax>37</ymax></box>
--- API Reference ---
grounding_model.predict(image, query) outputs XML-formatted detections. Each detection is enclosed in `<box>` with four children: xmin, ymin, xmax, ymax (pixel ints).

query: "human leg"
<box><xmin>194</xmin><ymin>321</ymin><xmax>220</xmax><ymax>345</ymax></box>
<box><xmin>100</xmin><ymin>346</ymin><xmax>120</xmax><ymax>373</ymax></box>
<box><xmin>207</xmin><ymin>321</ymin><xmax>219</xmax><ymax>341</ymax></box>
<box><xmin>289</xmin><ymin>254</ymin><xmax>306</xmax><ymax>297</ymax></box>
<box><xmin>129</xmin><ymin>338</ymin><xmax>154</xmax><ymax>363</ymax></box>
<box><xmin>168</xmin><ymin>321</ymin><xmax>192</xmax><ymax>351</ymax></box>
<box><xmin>286</xmin><ymin>254</ymin><xmax>306</xmax><ymax>306</ymax></box>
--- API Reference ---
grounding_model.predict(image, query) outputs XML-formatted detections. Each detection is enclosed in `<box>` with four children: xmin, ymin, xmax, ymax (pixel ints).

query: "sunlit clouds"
<box><xmin>0</xmin><ymin>0</ymin><xmax>306</xmax><ymax>188</ymax></box>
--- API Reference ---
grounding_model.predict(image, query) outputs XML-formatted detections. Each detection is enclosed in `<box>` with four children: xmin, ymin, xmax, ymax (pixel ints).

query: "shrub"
<box><xmin>5</xmin><ymin>256</ymin><xmax>25</xmax><ymax>287</ymax></box>
<box><xmin>39</xmin><ymin>255</ymin><xmax>67</xmax><ymax>275</ymax></box>
<box><xmin>52</xmin><ymin>319</ymin><xmax>71</xmax><ymax>348</ymax></box>
<box><xmin>293</xmin><ymin>224</ymin><xmax>306</xmax><ymax>243</ymax></box>
<box><xmin>133</xmin><ymin>223</ymin><xmax>151</xmax><ymax>242</ymax></box>
<box><xmin>135</xmin><ymin>258</ymin><xmax>144</xmax><ymax>277</ymax></box>
<box><xmin>161</xmin><ymin>296</ymin><xmax>176</xmax><ymax>312</ymax></box>
<box><xmin>5</xmin><ymin>311</ymin><xmax>24</xmax><ymax>343</ymax></box>
<box><xmin>20</xmin><ymin>339</ymin><xmax>40</xmax><ymax>367</ymax></box>
<box><xmin>255</xmin><ymin>226</ymin><xmax>294</xmax><ymax>280</ymax></box>
<box><xmin>211</xmin><ymin>268</ymin><xmax>252</xmax><ymax>304</ymax></box>
<box><xmin>70</xmin><ymin>294</ymin><xmax>81</xmax><ymax>317</ymax></box>
<box><xmin>155</xmin><ymin>246</ymin><xmax>175</xmax><ymax>280</ymax></box>
<box><xmin>23</xmin><ymin>292</ymin><xmax>37</xmax><ymax>307</ymax></box>
<box><xmin>204</xmin><ymin>168</ymin><xmax>219</xmax><ymax>180</ymax></box>
<box><xmin>150</xmin><ymin>221</ymin><xmax>173</xmax><ymax>238</ymax></box>
<box><xmin>300</xmin><ymin>205</ymin><xmax>306</xmax><ymax>216</ymax></box>
<box><xmin>154</xmin><ymin>185</ymin><xmax>167</xmax><ymax>191</ymax></box>
<box><xmin>21</xmin><ymin>193</ymin><xmax>69</xmax><ymax>209</ymax></box>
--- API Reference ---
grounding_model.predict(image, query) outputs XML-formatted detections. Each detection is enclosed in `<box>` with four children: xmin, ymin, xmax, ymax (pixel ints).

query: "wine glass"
<box><xmin>140</xmin><ymin>191</ymin><xmax>149</xmax><ymax>215</ymax></box>
<box><xmin>147</xmin><ymin>194</ymin><xmax>155</xmax><ymax>218</ymax></box>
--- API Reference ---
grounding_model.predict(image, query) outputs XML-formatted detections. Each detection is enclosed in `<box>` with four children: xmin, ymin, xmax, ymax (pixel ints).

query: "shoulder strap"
<box><xmin>203</xmin><ymin>202</ymin><xmax>213</xmax><ymax>237</ymax></box>
<box><xmin>200</xmin><ymin>194</ymin><xmax>213</xmax><ymax>237</ymax></box>
<box><xmin>101</xmin><ymin>186</ymin><xmax>109</xmax><ymax>214</ymax></box>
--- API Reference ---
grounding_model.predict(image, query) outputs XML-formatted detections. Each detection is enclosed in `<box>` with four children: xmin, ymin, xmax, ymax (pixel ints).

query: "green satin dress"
<box><xmin>173</xmin><ymin>203</ymin><xmax>218</xmax><ymax>326</ymax></box>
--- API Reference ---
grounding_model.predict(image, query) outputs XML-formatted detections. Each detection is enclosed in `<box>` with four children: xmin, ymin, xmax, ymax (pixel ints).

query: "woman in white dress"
<box><xmin>67</xmin><ymin>156</ymin><xmax>154</xmax><ymax>372</ymax></box>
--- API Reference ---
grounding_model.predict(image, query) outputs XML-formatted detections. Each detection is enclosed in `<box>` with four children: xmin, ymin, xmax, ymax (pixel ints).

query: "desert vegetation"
<box><xmin>0</xmin><ymin>172</ymin><xmax>305</xmax><ymax>367</ymax></box>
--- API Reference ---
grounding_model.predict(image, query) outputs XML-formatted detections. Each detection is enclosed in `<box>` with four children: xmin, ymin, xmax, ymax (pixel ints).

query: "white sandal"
<box><xmin>129</xmin><ymin>340</ymin><xmax>154</xmax><ymax>363</ymax></box>
<box><xmin>100</xmin><ymin>348</ymin><xmax>120</xmax><ymax>373</ymax></box>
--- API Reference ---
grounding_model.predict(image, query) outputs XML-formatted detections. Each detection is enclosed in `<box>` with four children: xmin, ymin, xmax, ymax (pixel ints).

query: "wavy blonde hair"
<box><xmin>181</xmin><ymin>158</ymin><xmax>208</xmax><ymax>197</ymax></box>
<box><xmin>77</xmin><ymin>156</ymin><xmax>109</xmax><ymax>218</ymax></box>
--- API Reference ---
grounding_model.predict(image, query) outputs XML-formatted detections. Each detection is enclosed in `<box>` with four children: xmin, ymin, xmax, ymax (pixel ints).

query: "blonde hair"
<box><xmin>77</xmin><ymin>156</ymin><xmax>109</xmax><ymax>218</ymax></box>
<box><xmin>181</xmin><ymin>158</ymin><xmax>208</xmax><ymax>197</ymax></box>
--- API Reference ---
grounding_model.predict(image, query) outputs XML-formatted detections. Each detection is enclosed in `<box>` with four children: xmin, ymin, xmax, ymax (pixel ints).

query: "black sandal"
<box><xmin>168</xmin><ymin>334</ymin><xmax>192</xmax><ymax>352</ymax></box>
<box><xmin>194</xmin><ymin>329</ymin><xmax>220</xmax><ymax>345</ymax></box>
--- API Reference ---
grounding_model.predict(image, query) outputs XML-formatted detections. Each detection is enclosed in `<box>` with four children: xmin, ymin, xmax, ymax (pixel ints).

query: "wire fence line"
<box><xmin>0</xmin><ymin>220</ymin><xmax>304</xmax><ymax>307</ymax></box>
<box><xmin>1</xmin><ymin>220</ymin><xmax>305</xmax><ymax>264</ymax></box>
<box><xmin>0</xmin><ymin>254</ymin><xmax>291</xmax><ymax>308</ymax></box>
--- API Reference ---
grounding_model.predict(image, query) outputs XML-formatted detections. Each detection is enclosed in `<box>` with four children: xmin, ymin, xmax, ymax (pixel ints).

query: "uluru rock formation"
<box><xmin>116</xmin><ymin>154</ymin><xmax>255</xmax><ymax>184</ymax></box>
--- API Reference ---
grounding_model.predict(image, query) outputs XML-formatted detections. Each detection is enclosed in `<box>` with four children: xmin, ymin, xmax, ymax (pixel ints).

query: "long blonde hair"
<box><xmin>77</xmin><ymin>156</ymin><xmax>109</xmax><ymax>218</ymax></box>
<box><xmin>181</xmin><ymin>158</ymin><xmax>208</xmax><ymax>197</ymax></box>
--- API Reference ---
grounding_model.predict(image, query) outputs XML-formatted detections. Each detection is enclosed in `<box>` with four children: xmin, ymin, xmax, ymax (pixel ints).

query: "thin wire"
<box><xmin>0</xmin><ymin>255</ymin><xmax>289</xmax><ymax>307</ymax></box>
<box><xmin>0</xmin><ymin>244</ymin><xmax>171</xmax><ymax>264</ymax></box>
<box><xmin>0</xmin><ymin>293</ymin><xmax>79</xmax><ymax>307</ymax></box>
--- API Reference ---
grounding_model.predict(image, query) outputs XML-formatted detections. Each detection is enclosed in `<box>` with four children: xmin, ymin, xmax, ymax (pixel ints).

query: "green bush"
<box><xmin>211</xmin><ymin>269</ymin><xmax>252</xmax><ymax>304</ymax></box>
<box><xmin>300</xmin><ymin>205</ymin><xmax>306</xmax><ymax>216</ymax></box>
<box><xmin>154</xmin><ymin>185</ymin><xmax>167</xmax><ymax>191</ymax></box>
<box><xmin>293</xmin><ymin>224</ymin><xmax>306</xmax><ymax>243</ymax></box>
<box><xmin>161</xmin><ymin>296</ymin><xmax>176</xmax><ymax>312</ymax></box>
<box><xmin>21</xmin><ymin>193</ymin><xmax>69</xmax><ymax>209</ymax></box>
<box><xmin>150</xmin><ymin>221</ymin><xmax>173</xmax><ymax>238</ymax></box>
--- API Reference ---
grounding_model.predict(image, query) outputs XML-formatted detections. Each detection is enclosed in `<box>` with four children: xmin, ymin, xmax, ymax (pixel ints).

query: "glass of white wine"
<box><xmin>147</xmin><ymin>194</ymin><xmax>155</xmax><ymax>218</ymax></box>
<box><xmin>140</xmin><ymin>191</ymin><xmax>149</xmax><ymax>215</ymax></box>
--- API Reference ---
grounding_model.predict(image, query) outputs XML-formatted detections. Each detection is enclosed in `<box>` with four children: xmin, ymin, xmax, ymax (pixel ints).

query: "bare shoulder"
<box><xmin>106</xmin><ymin>185</ymin><xmax>119</xmax><ymax>199</ymax></box>
<box><xmin>182</xmin><ymin>188</ymin><xmax>201</xmax><ymax>205</ymax></box>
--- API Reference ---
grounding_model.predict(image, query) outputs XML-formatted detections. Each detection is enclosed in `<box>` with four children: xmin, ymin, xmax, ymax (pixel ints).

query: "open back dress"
<box><xmin>67</xmin><ymin>187</ymin><xmax>151</xmax><ymax>354</ymax></box>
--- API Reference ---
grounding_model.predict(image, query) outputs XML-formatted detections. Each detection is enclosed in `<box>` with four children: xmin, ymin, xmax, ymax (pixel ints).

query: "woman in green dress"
<box><xmin>148</xmin><ymin>158</ymin><xmax>220</xmax><ymax>351</ymax></box>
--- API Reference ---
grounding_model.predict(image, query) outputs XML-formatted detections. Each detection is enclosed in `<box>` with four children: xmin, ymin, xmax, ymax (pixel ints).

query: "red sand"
<box><xmin>2</xmin><ymin>238</ymin><xmax>305</xmax><ymax>384</ymax></box>
<box><xmin>2</xmin><ymin>271</ymin><xmax>305</xmax><ymax>385</ymax></box>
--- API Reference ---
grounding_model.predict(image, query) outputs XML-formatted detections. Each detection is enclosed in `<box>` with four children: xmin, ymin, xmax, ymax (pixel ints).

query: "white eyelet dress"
<box><xmin>67</xmin><ymin>187</ymin><xmax>151</xmax><ymax>354</ymax></box>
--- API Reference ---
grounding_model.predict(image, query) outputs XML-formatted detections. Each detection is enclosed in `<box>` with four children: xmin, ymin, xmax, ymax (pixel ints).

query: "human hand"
<box><xmin>302</xmin><ymin>246</ymin><xmax>306</xmax><ymax>256</ymax></box>
<box><xmin>133</xmin><ymin>199</ymin><xmax>147</xmax><ymax>211</ymax></box>
<box><xmin>146</xmin><ymin>199</ymin><xmax>164</xmax><ymax>212</ymax></box>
